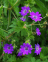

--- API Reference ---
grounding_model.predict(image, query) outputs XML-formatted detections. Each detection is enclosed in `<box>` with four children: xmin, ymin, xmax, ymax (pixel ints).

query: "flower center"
<box><xmin>33</xmin><ymin>15</ymin><xmax>37</xmax><ymax>19</ymax></box>
<box><xmin>36</xmin><ymin>46</ymin><xmax>39</xmax><ymax>51</ymax></box>
<box><xmin>8</xmin><ymin>46</ymin><xmax>10</xmax><ymax>50</ymax></box>
<box><xmin>25</xmin><ymin>47</ymin><xmax>28</xmax><ymax>51</ymax></box>
<box><xmin>23</xmin><ymin>9</ymin><xmax>27</xmax><ymax>13</ymax></box>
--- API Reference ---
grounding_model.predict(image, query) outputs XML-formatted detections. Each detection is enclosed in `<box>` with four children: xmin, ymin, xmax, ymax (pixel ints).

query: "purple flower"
<box><xmin>17</xmin><ymin>50</ymin><xmax>22</xmax><ymax>57</ymax></box>
<box><xmin>3</xmin><ymin>44</ymin><xmax>14</xmax><ymax>54</ymax></box>
<box><xmin>28</xmin><ymin>12</ymin><xmax>42</xmax><ymax>22</ymax></box>
<box><xmin>36</xmin><ymin>27</ymin><xmax>41</xmax><ymax>36</ymax></box>
<box><xmin>20</xmin><ymin>16</ymin><xmax>26</xmax><ymax>21</ymax></box>
<box><xmin>34</xmin><ymin>43</ymin><xmax>42</xmax><ymax>55</ymax></box>
<box><xmin>19</xmin><ymin>6</ymin><xmax>30</xmax><ymax>16</ymax></box>
<box><xmin>20</xmin><ymin>43</ymin><xmax>32</xmax><ymax>55</ymax></box>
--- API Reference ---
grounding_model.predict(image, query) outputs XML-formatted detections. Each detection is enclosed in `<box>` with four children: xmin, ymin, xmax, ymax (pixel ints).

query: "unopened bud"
<box><xmin>46</xmin><ymin>13</ymin><xmax>48</xmax><ymax>17</ymax></box>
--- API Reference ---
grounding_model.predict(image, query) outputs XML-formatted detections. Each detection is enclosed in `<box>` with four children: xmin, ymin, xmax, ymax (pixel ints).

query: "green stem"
<box><xmin>11</xmin><ymin>11</ymin><xmax>19</xmax><ymax>21</ymax></box>
<box><xmin>0</xmin><ymin>28</ymin><xmax>8</xmax><ymax>33</ymax></box>
<box><xmin>41</xmin><ymin>16</ymin><xmax>46</xmax><ymax>19</ymax></box>
<box><xmin>26</xmin><ymin>24</ymin><xmax>45</xmax><ymax>27</ymax></box>
<box><xmin>38</xmin><ymin>21</ymin><xmax>42</xmax><ymax>27</ymax></box>
<box><xmin>31</xmin><ymin>26</ymin><xmax>32</xmax><ymax>33</ymax></box>
<box><xmin>11</xmin><ymin>0</ymin><xmax>19</xmax><ymax>9</ymax></box>
<box><xmin>6</xmin><ymin>10</ymin><xmax>11</xmax><ymax>30</ymax></box>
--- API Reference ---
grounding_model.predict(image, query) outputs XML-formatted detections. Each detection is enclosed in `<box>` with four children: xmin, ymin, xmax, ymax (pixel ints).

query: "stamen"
<box><xmin>23</xmin><ymin>9</ymin><xmax>27</xmax><ymax>13</ymax></box>
<box><xmin>36</xmin><ymin>46</ymin><xmax>39</xmax><ymax>51</ymax></box>
<box><xmin>8</xmin><ymin>47</ymin><xmax>10</xmax><ymax>50</ymax></box>
<box><xmin>25</xmin><ymin>47</ymin><xmax>28</xmax><ymax>50</ymax></box>
<box><xmin>33</xmin><ymin>15</ymin><xmax>37</xmax><ymax>19</ymax></box>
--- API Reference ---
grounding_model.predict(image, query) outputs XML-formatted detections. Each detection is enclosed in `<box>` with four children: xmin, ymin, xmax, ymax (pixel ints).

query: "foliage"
<box><xmin>0</xmin><ymin>0</ymin><xmax>48</xmax><ymax>62</ymax></box>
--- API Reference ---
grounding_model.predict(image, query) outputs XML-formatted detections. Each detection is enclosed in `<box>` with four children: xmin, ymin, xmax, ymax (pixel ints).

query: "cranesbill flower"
<box><xmin>19</xmin><ymin>6</ymin><xmax>30</xmax><ymax>16</ymax></box>
<box><xmin>34</xmin><ymin>43</ymin><xmax>42</xmax><ymax>55</ymax></box>
<box><xmin>17</xmin><ymin>50</ymin><xmax>22</xmax><ymax>57</ymax></box>
<box><xmin>20</xmin><ymin>16</ymin><xmax>26</xmax><ymax>21</ymax></box>
<box><xmin>28</xmin><ymin>12</ymin><xmax>42</xmax><ymax>22</ymax></box>
<box><xmin>20</xmin><ymin>43</ymin><xmax>32</xmax><ymax>55</ymax></box>
<box><xmin>36</xmin><ymin>27</ymin><xmax>41</xmax><ymax>36</ymax></box>
<box><xmin>3</xmin><ymin>44</ymin><xmax>14</xmax><ymax>54</ymax></box>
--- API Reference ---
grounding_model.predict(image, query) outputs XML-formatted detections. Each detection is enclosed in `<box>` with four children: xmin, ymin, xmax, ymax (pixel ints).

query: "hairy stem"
<box><xmin>6</xmin><ymin>10</ymin><xmax>11</xmax><ymax>30</ymax></box>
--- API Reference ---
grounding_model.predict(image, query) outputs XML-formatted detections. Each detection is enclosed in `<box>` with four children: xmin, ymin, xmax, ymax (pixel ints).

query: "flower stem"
<box><xmin>11</xmin><ymin>11</ymin><xmax>19</xmax><ymax>21</ymax></box>
<box><xmin>11</xmin><ymin>0</ymin><xmax>19</xmax><ymax>9</ymax></box>
<box><xmin>41</xmin><ymin>16</ymin><xmax>46</xmax><ymax>19</ymax></box>
<box><xmin>6</xmin><ymin>10</ymin><xmax>11</xmax><ymax>30</ymax></box>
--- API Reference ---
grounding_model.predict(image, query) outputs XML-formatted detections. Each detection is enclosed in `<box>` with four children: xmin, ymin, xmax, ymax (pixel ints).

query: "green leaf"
<box><xmin>47</xmin><ymin>30</ymin><xmax>48</xmax><ymax>34</ymax></box>
<box><xmin>0</xmin><ymin>29</ymin><xmax>8</xmax><ymax>37</ymax></box>
<box><xmin>31</xmin><ymin>57</ymin><xmax>35</xmax><ymax>62</ymax></box>
<box><xmin>22</xmin><ymin>57</ymin><xmax>30</xmax><ymax>62</ymax></box>
<box><xmin>14</xmin><ymin>6</ymin><xmax>20</xmax><ymax>16</ymax></box>
<box><xmin>7</xmin><ymin>55</ymin><xmax>16</xmax><ymax>62</ymax></box>
<box><xmin>22</xmin><ymin>56</ymin><xmax>36</xmax><ymax>62</ymax></box>
<box><xmin>34</xmin><ymin>0</ymin><xmax>48</xmax><ymax>16</ymax></box>
<box><xmin>21</xmin><ymin>29</ymin><xmax>28</xmax><ymax>36</ymax></box>
<box><xmin>0</xmin><ymin>5</ymin><xmax>3</xmax><ymax>16</ymax></box>
<box><xmin>36</xmin><ymin>59</ymin><xmax>41</xmax><ymax>62</ymax></box>
<box><xmin>15</xmin><ymin>27</ymin><xmax>21</xmax><ymax>33</ymax></box>
<box><xmin>4</xmin><ymin>0</ymin><xmax>8</xmax><ymax>16</ymax></box>
<box><xmin>40</xmin><ymin>47</ymin><xmax>48</xmax><ymax>60</ymax></box>
<box><xmin>16</xmin><ymin>58</ymin><xmax>22</xmax><ymax>62</ymax></box>
<box><xmin>45</xmin><ymin>0</ymin><xmax>48</xmax><ymax>1</ymax></box>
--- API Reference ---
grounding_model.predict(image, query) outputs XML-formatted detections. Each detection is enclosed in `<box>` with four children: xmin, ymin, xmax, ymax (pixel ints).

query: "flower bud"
<box><xmin>46</xmin><ymin>13</ymin><xmax>48</xmax><ymax>17</ymax></box>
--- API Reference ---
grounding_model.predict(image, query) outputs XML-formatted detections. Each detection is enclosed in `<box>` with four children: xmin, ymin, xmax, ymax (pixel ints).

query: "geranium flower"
<box><xmin>17</xmin><ymin>50</ymin><xmax>22</xmax><ymax>57</ymax></box>
<box><xmin>20</xmin><ymin>16</ymin><xmax>26</xmax><ymax>21</ymax></box>
<box><xmin>28</xmin><ymin>12</ymin><xmax>42</xmax><ymax>22</ymax></box>
<box><xmin>3</xmin><ymin>44</ymin><xmax>14</xmax><ymax>54</ymax></box>
<box><xmin>34</xmin><ymin>43</ymin><xmax>42</xmax><ymax>55</ymax></box>
<box><xmin>20</xmin><ymin>43</ymin><xmax>32</xmax><ymax>55</ymax></box>
<box><xmin>36</xmin><ymin>27</ymin><xmax>41</xmax><ymax>36</ymax></box>
<box><xmin>19</xmin><ymin>6</ymin><xmax>30</xmax><ymax>16</ymax></box>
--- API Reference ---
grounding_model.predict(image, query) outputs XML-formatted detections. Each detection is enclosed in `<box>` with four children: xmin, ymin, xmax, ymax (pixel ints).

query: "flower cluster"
<box><xmin>17</xmin><ymin>43</ymin><xmax>42</xmax><ymax>56</ymax></box>
<box><xmin>3</xmin><ymin>6</ymin><xmax>42</xmax><ymax>57</ymax></box>
<box><xmin>19</xmin><ymin>6</ymin><xmax>42</xmax><ymax>22</ymax></box>
<box><xmin>36</xmin><ymin>27</ymin><xmax>41</xmax><ymax>36</ymax></box>
<box><xmin>19</xmin><ymin>6</ymin><xmax>30</xmax><ymax>21</ymax></box>
<box><xmin>3</xmin><ymin>43</ymin><xmax>42</xmax><ymax>56</ymax></box>
<box><xmin>19</xmin><ymin>6</ymin><xmax>42</xmax><ymax>36</ymax></box>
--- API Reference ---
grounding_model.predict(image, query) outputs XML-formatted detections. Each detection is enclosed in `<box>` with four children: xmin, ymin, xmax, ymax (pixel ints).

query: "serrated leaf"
<box><xmin>14</xmin><ymin>6</ymin><xmax>20</xmax><ymax>16</ymax></box>
<box><xmin>4</xmin><ymin>0</ymin><xmax>8</xmax><ymax>16</ymax></box>
<box><xmin>34</xmin><ymin>0</ymin><xmax>48</xmax><ymax>16</ymax></box>
<box><xmin>36</xmin><ymin>59</ymin><xmax>41</xmax><ymax>62</ymax></box>
<box><xmin>21</xmin><ymin>29</ymin><xmax>28</xmax><ymax>36</ymax></box>
<box><xmin>31</xmin><ymin>57</ymin><xmax>35</xmax><ymax>62</ymax></box>
<box><xmin>7</xmin><ymin>55</ymin><xmax>16</xmax><ymax>62</ymax></box>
